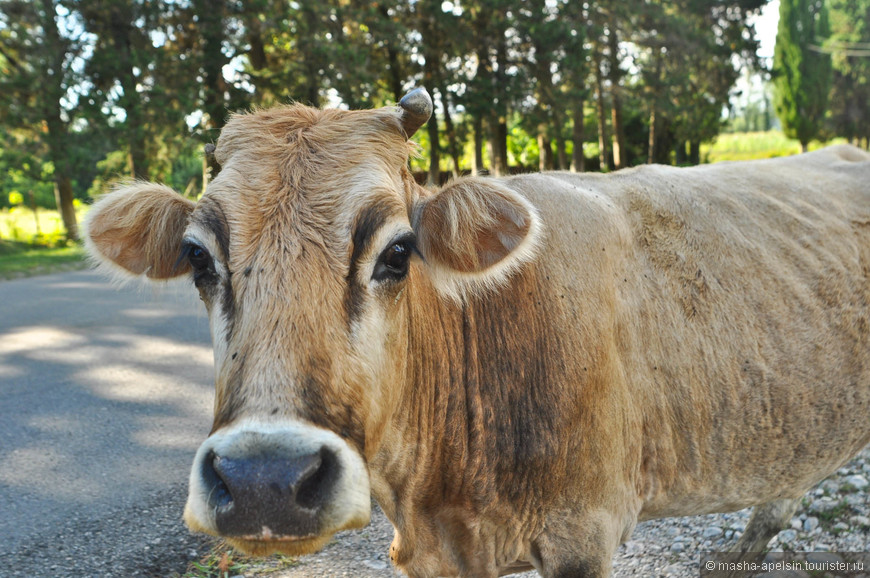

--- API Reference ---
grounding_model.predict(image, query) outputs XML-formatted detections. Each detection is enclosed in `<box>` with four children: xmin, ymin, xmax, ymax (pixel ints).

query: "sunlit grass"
<box><xmin>703</xmin><ymin>131</ymin><xmax>848</xmax><ymax>163</ymax></box>
<box><xmin>0</xmin><ymin>205</ymin><xmax>90</xmax><ymax>279</ymax></box>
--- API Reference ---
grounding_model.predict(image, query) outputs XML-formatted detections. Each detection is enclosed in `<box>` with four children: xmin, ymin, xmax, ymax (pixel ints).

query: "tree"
<box><xmin>74</xmin><ymin>0</ymin><xmax>166</xmax><ymax>180</ymax></box>
<box><xmin>0</xmin><ymin>0</ymin><xmax>82</xmax><ymax>238</ymax></box>
<box><xmin>773</xmin><ymin>0</ymin><xmax>833</xmax><ymax>152</ymax></box>
<box><xmin>827</xmin><ymin>0</ymin><xmax>870</xmax><ymax>147</ymax></box>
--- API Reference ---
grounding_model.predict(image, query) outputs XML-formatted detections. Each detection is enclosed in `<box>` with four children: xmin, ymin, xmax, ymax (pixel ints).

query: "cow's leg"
<box><xmin>731</xmin><ymin>498</ymin><xmax>800</xmax><ymax>553</ymax></box>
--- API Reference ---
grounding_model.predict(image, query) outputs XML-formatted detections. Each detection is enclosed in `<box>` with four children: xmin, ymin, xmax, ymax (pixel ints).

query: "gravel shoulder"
<box><xmin>0</xmin><ymin>482</ymin><xmax>215</xmax><ymax>578</ymax></box>
<box><xmin>243</xmin><ymin>445</ymin><xmax>870</xmax><ymax>578</ymax></box>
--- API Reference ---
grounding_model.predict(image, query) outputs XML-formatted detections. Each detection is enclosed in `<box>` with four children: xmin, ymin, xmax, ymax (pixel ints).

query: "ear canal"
<box><xmin>398</xmin><ymin>87</ymin><xmax>433</xmax><ymax>139</ymax></box>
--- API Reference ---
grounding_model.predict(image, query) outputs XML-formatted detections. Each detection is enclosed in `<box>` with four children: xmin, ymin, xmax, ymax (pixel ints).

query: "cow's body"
<box><xmin>372</xmin><ymin>149</ymin><xmax>870</xmax><ymax>576</ymax></box>
<box><xmin>85</xmin><ymin>90</ymin><xmax>870</xmax><ymax>577</ymax></box>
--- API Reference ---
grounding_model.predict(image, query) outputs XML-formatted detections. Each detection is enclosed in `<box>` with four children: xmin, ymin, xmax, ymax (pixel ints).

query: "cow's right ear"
<box><xmin>84</xmin><ymin>183</ymin><xmax>195</xmax><ymax>280</ymax></box>
<box><xmin>412</xmin><ymin>178</ymin><xmax>542</xmax><ymax>302</ymax></box>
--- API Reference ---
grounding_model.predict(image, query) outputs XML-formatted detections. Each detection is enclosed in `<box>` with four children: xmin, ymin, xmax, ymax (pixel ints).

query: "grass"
<box><xmin>175</xmin><ymin>542</ymin><xmax>297</xmax><ymax>578</ymax></box>
<box><xmin>703</xmin><ymin>130</ymin><xmax>848</xmax><ymax>163</ymax></box>
<box><xmin>0</xmin><ymin>205</ymin><xmax>90</xmax><ymax>280</ymax></box>
<box><xmin>0</xmin><ymin>239</ymin><xmax>87</xmax><ymax>280</ymax></box>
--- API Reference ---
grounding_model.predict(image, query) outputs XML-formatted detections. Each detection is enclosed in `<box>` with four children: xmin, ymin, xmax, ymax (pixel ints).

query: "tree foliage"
<box><xmin>827</xmin><ymin>0</ymin><xmax>870</xmax><ymax>145</ymax></box>
<box><xmin>1</xmin><ymin>0</ymin><xmax>856</xmax><ymax>241</ymax></box>
<box><xmin>773</xmin><ymin>0</ymin><xmax>833</xmax><ymax>151</ymax></box>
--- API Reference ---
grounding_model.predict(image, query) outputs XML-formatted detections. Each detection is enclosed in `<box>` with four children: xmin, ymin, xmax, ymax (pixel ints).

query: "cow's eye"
<box><xmin>181</xmin><ymin>242</ymin><xmax>215</xmax><ymax>288</ymax></box>
<box><xmin>374</xmin><ymin>237</ymin><xmax>414</xmax><ymax>282</ymax></box>
<box><xmin>187</xmin><ymin>243</ymin><xmax>212</xmax><ymax>271</ymax></box>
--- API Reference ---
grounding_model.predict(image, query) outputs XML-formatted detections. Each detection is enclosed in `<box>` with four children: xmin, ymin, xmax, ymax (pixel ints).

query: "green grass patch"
<box><xmin>0</xmin><ymin>205</ymin><xmax>88</xmax><ymax>245</ymax></box>
<box><xmin>0</xmin><ymin>239</ymin><xmax>87</xmax><ymax>280</ymax></box>
<box><xmin>0</xmin><ymin>204</ymin><xmax>91</xmax><ymax>279</ymax></box>
<box><xmin>703</xmin><ymin>131</ymin><xmax>848</xmax><ymax>163</ymax></box>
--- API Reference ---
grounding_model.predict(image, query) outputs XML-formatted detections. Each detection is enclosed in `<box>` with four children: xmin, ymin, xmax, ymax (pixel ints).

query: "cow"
<box><xmin>84</xmin><ymin>88</ymin><xmax>870</xmax><ymax>578</ymax></box>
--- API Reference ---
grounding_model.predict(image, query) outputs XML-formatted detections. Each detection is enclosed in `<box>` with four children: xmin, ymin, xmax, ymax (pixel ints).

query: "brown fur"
<box><xmin>86</xmin><ymin>96</ymin><xmax>870</xmax><ymax>578</ymax></box>
<box><xmin>85</xmin><ymin>183</ymin><xmax>194</xmax><ymax>279</ymax></box>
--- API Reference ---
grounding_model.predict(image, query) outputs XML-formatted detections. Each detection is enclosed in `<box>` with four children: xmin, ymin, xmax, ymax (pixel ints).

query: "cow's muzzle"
<box><xmin>184</xmin><ymin>420</ymin><xmax>371</xmax><ymax>555</ymax></box>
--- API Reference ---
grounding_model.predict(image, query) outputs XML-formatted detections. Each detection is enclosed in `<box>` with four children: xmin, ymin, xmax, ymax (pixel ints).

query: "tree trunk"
<box><xmin>195</xmin><ymin>0</ymin><xmax>230</xmax><ymax>129</ymax></box>
<box><xmin>571</xmin><ymin>101</ymin><xmax>585</xmax><ymax>172</ymax></box>
<box><xmin>675</xmin><ymin>141</ymin><xmax>687</xmax><ymax>165</ymax></box>
<box><xmin>552</xmin><ymin>110</ymin><xmax>568</xmax><ymax>170</ymax></box>
<box><xmin>800</xmin><ymin>141</ymin><xmax>809</xmax><ymax>153</ymax></box>
<box><xmin>40</xmin><ymin>0</ymin><xmax>77</xmax><ymax>240</ymax></box>
<box><xmin>472</xmin><ymin>116</ymin><xmax>485</xmax><ymax>175</ymax></box>
<box><xmin>437</xmin><ymin>85</ymin><xmax>462</xmax><ymax>177</ymax></box>
<box><xmin>594</xmin><ymin>52</ymin><xmax>610</xmax><ymax>171</ymax></box>
<box><xmin>607</xmin><ymin>27</ymin><xmax>627</xmax><ymax>169</ymax></box>
<box><xmin>300</xmin><ymin>4</ymin><xmax>321</xmax><ymax>107</ymax></box>
<box><xmin>110</xmin><ymin>10</ymin><xmax>150</xmax><ymax>180</ymax></box>
<box><xmin>647</xmin><ymin>106</ymin><xmax>656</xmax><ymax>164</ymax></box>
<box><xmin>488</xmin><ymin>113</ymin><xmax>506</xmax><ymax>176</ymax></box>
<box><xmin>493</xmin><ymin>22</ymin><xmax>509</xmax><ymax>176</ymax></box>
<box><xmin>497</xmin><ymin>118</ymin><xmax>509</xmax><ymax>175</ymax></box>
<box><xmin>245</xmin><ymin>12</ymin><xmax>267</xmax><ymax>71</ymax></box>
<box><xmin>53</xmin><ymin>174</ymin><xmax>78</xmax><ymax>241</ymax></box>
<box><xmin>689</xmin><ymin>140</ymin><xmax>701</xmax><ymax>165</ymax></box>
<box><xmin>427</xmin><ymin>114</ymin><xmax>440</xmax><ymax>185</ymax></box>
<box><xmin>538</xmin><ymin>132</ymin><xmax>553</xmax><ymax>171</ymax></box>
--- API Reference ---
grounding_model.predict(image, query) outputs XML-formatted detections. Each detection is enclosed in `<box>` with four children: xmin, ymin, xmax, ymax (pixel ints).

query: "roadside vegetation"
<box><xmin>702</xmin><ymin>131</ymin><xmax>847</xmax><ymax>163</ymax></box>
<box><xmin>0</xmin><ymin>128</ymin><xmax>849</xmax><ymax>280</ymax></box>
<box><xmin>175</xmin><ymin>542</ymin><xmax>297</xmax><ymax>578</ymax></box>
<box><xmin>0</xmin><ymin>204</ymin><xmax>88</xmax><ymax>280</ymax></box>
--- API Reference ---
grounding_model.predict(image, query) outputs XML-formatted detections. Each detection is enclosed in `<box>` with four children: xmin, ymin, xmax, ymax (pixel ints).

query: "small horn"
<box><xmin>398</xmin><ymin>87</ymin><xmax>433</xmax><ymax>139</ymax></box>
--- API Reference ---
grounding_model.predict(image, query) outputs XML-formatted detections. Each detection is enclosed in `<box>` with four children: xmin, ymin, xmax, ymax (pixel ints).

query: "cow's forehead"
<box><xmin>188</xmin><ymin>105</ymin><xmax>414</xmax><ymax>273</ymax></box>
<box><xmin>212</xmin><ymin>104</ymin><xmax>411</xmax><ymax>185</ymax></box>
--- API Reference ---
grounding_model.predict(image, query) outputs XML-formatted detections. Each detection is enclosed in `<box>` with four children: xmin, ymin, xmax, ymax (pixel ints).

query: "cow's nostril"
<box><xmin>202</xmin><ymin>450</ymin><xmax>233</xmax><ymax>511</ymax></box>
<box><xmin>296</xmin><ymin>448</ymin><xmax>338</xmax><ymax>510</ymax></box>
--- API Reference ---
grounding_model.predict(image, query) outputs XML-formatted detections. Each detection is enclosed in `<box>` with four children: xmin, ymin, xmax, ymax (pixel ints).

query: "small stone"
<box><xmin>811</xmin><ymin>497</ymin><xmax>838</xmax><ymax>514</ymax></box>
<box><xmin>622</xmin><ymin>540</ymin><xmax>643</xmax><ymax>556</ymax></box>
<box><xmin>790</xmin><ymin>517</ymin><xmax>803</xmax><ymax>530</ymax></box>
<box><xmin>803</xmin><ymin>517</ymin><xmax>819</xmax><ymax>532</ymax></box>
<box><xmin>851</xmin><ymin>515</ymin><xmax>870</xmax><ymax>527</ymax></box>
<box><xmin>778</xmin><ymin>529</ymin><xmax>798</xmax><ymax>543</ymax></box>
<box><xmin>363</xmin><ymin>559</ymin><xmax>388</xmax><ymax>570</ymax></box>
<box><xmin>833</xmin><ymin>522</ymin><xmax>850</xmax><ymax>532</ymax></box>
<box><xmin>670</xmin><ymin>542</ymin><xmax>684</xmax><ymax>553</ymax></box>
<box><xmin>845</xmin><ymin>494</ymin><xmax>864</xmax><ymax>507</ymax></box>
<box><xmin>845</xmin><ymin>474</ymin><xmax>869</xmax><ymax>490</ymax></box>
<box><xmin>703</xmin><ymin>526</ymin><xmax>723</xmax><ymax>539</ymax></box>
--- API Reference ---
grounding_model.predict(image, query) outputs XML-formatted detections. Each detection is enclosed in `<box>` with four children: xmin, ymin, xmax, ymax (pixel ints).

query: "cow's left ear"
<box><xmin>85</xmin><ymin>182</ymin><xmax>195</xmax><ymax>280</ymax></box>
<box><xmin>412</xmin><ymin>178</ymin><xmax>542</xmax><ymax>301</ymax></box>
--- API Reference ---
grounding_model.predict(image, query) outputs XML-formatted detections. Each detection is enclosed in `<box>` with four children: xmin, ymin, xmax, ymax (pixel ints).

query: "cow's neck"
<box><xmin>370</xmin><ymin>265</ymin><xmax>582</xmax><ymax>571</ymax></box>
<box><xmin>368</xmin><ymin>263</ymin><xmax>648</xmax><ymax>573</ymax></box>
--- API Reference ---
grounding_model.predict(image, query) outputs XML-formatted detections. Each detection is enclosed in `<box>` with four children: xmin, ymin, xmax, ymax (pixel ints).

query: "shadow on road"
<box><xmin>0</xmin><ymin>270</ymin><xmax>217</xmax><ymax>576</ymax></box>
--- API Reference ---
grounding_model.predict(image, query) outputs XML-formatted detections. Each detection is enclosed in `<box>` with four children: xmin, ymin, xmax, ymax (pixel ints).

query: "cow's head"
<box><xmin>84</xmin><ymin>89</ymin><xmax>541</xmax><ymax>555</ymax></box>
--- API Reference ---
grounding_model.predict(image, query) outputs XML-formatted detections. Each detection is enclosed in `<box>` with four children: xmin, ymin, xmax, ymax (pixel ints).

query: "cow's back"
<box><xmin>503</xmin><ymin>145</ymin><xmax>870</xmax><ymax>519</ymax></box>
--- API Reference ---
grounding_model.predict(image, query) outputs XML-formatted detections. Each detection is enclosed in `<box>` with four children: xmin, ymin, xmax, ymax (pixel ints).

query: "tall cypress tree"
<box><xmin>773</xmin><ymin>0</ymin><xmax>833</xmax><ymax>152</ymax></box>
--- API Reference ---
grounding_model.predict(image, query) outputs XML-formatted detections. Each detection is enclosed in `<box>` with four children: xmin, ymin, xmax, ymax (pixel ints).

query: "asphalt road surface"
<box><xmin>0</xmin><ymin>270</ymin><xmax>216</xmax><ymax>577</ymax></box>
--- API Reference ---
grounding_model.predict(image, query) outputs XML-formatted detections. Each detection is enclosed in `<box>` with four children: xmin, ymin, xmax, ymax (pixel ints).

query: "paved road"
<box><xmin>0</xmin><ymin>270</ymin><xmax>216</xmax><ymax>577</ymax></box>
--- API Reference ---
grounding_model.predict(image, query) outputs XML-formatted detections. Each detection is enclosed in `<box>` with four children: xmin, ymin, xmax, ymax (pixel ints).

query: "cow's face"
<box><xmin>84</xmin><ymin>90</ymin><xmax>541</xmax><ymax>555</ymax></box>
